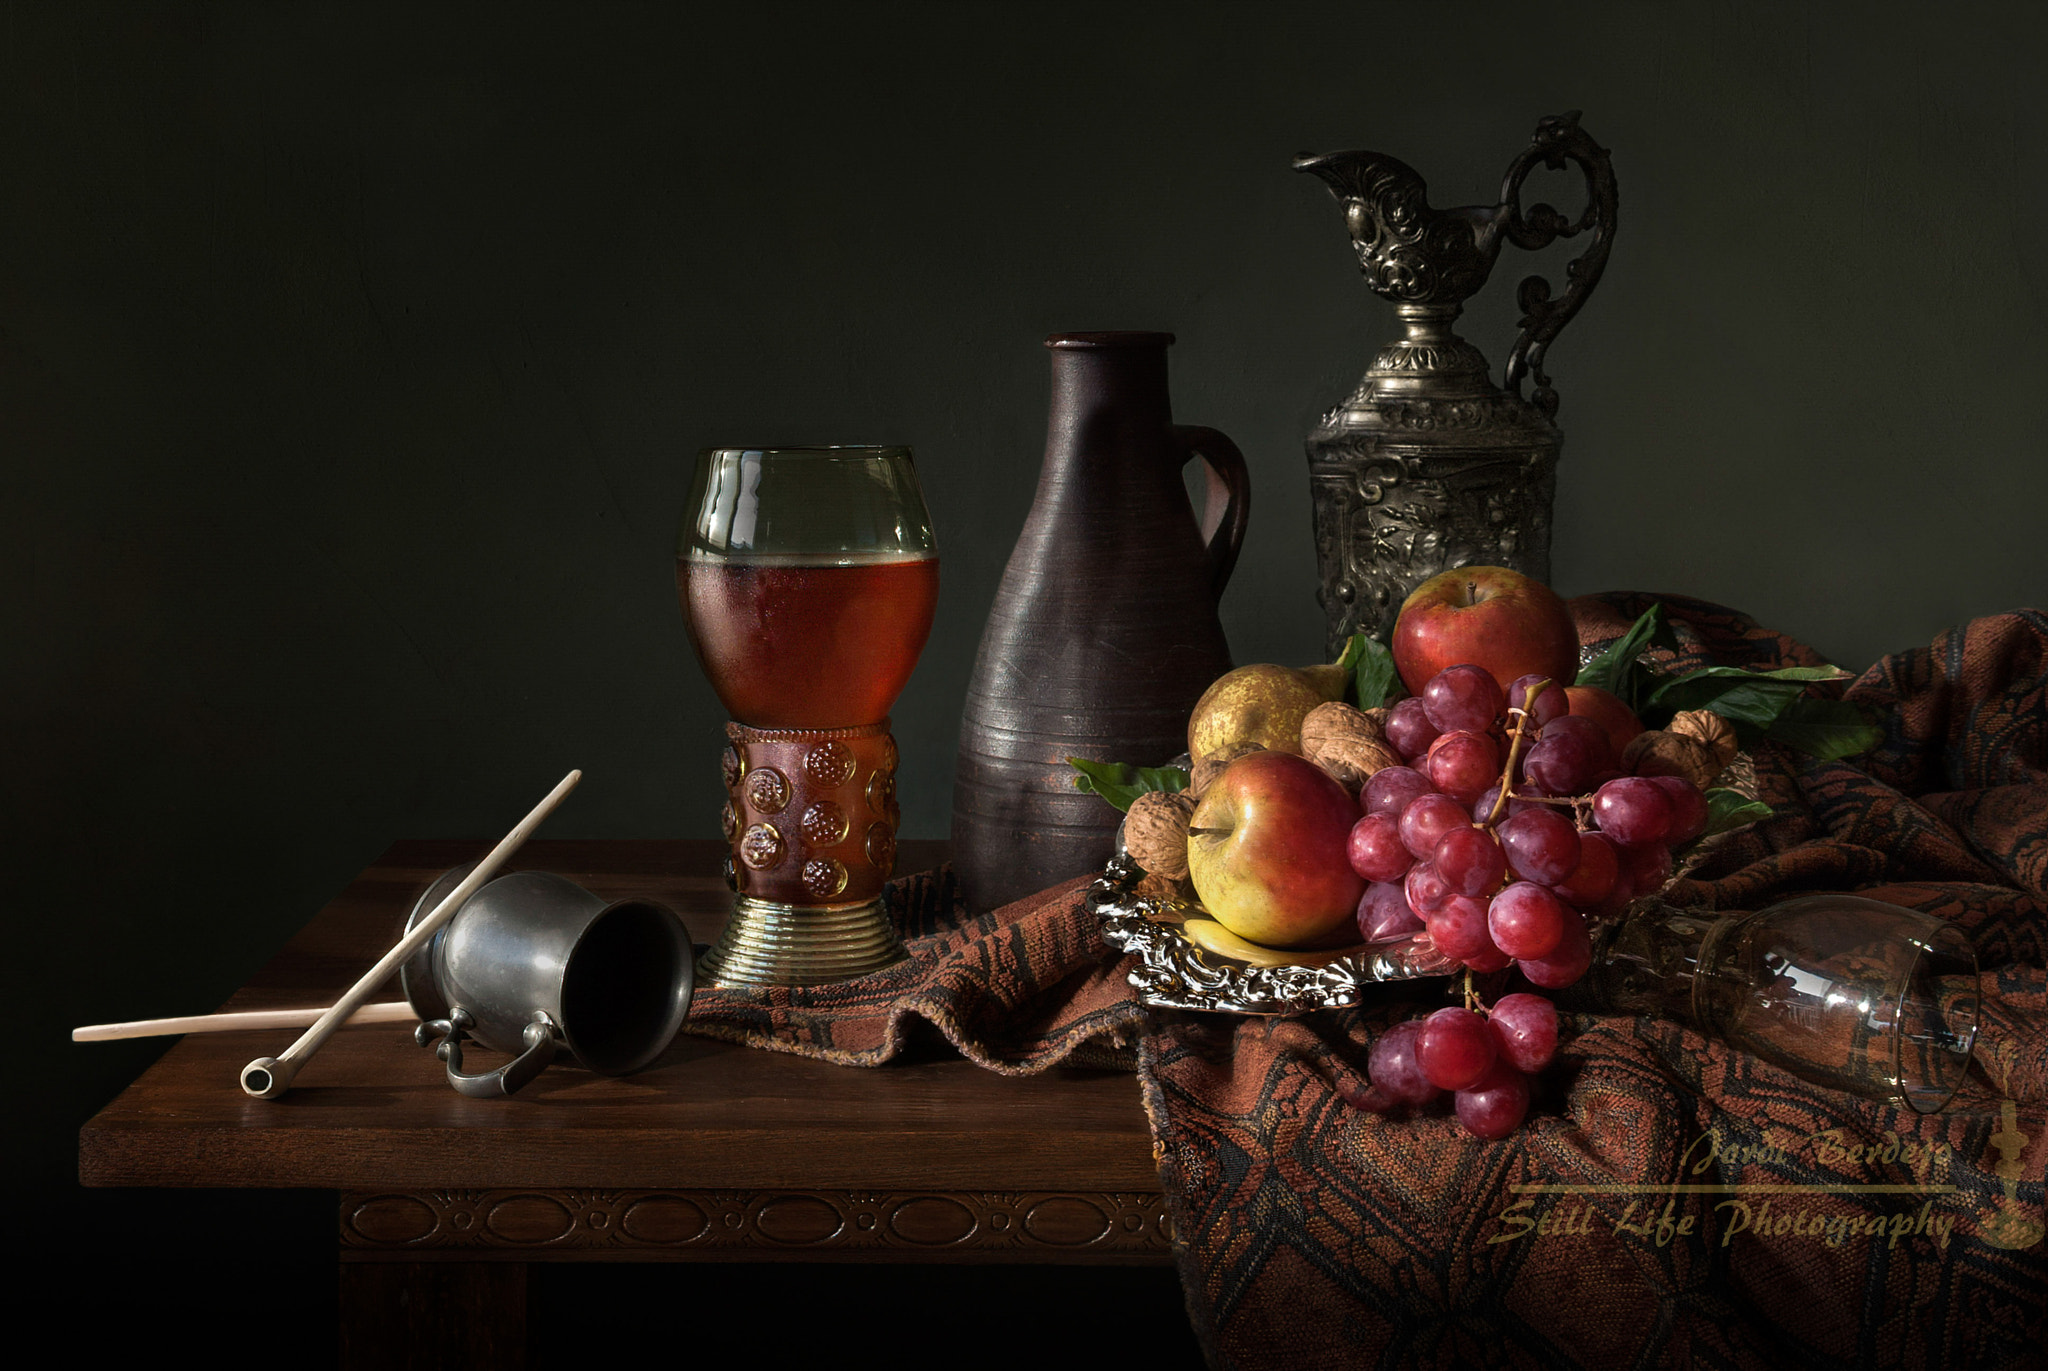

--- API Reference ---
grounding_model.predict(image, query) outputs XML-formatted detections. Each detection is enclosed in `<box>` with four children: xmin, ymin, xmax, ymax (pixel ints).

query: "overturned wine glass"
<box><xmin>1586</xmin><ymin>894</ymin><xmax>1980</xmax><ymax>1113</ymax></box>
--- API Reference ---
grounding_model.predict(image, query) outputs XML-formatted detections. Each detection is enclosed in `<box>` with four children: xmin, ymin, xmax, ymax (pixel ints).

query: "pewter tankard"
<box><xmin>1296</xmin><ymin>111</ymin><xmax>1617</xmax><ymax>654</ymax></box>
<box><xmin>400</xmin><ymin>867</ymin><xmax>696</xmax><ymax>1097</ymax></box>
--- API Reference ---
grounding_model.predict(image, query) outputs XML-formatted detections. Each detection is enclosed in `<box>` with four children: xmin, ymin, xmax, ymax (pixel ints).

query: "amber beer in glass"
<box><xmin>681</xmin><ymin>558</ymin><xmax>939</xmax><ymax>730</ymax></box>
<box><xmin>679</xmin><ymin>446</ymin><xmax>938</xmax><ymax>986</ymax></box>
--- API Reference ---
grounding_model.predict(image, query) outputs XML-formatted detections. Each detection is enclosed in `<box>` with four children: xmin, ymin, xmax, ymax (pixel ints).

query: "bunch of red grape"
<box><xmin>1346</xmin><ymin>664</ymin><xmax>1709</xmax><ymax>1137</ymax></box>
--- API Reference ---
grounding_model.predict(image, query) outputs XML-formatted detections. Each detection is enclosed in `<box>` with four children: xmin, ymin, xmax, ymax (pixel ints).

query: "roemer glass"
<box><xmin>679</xmin><ymin>446</ymin><xmax>938</xmax><ymax>987</ymax></box>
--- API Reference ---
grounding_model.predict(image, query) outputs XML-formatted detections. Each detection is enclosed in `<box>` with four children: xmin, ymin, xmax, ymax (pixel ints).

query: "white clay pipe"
<box><xmin>239</xmin><ymin>768</ymin><xmax>582</xmax><ymax>1100</ymax></box>
<box><xmin>74</xmin><ymin>1001</ymin><xmax>415</xmax><ymax>1043</ymax></box>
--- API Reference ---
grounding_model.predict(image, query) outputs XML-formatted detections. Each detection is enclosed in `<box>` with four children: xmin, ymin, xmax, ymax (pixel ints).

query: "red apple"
<box><xmin>1562</xmin><ymin>684</ymin><xmax>1646</xmax><ymax>757</ymax></box>
<box><xmin>1391</xmin><ymin>566</ymin><xmax>1580</xmax><ymax>698</ymax></box>
<box><xmin>1186</xmin><ymin>751</ymin><xmax>1365</xmax><ymax>949</ymax></box>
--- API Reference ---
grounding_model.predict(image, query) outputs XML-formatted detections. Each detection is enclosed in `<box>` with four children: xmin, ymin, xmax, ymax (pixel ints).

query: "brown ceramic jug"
<box><xmin>950</xmin><ymin>332</ymin><xmax>1250</xmax><ymax>911</ymax></box>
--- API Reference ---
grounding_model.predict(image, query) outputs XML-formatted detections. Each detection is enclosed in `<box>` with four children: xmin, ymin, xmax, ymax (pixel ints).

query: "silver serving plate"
<box><xmin>1086</xmin><ymin>853</ymin><xmax>1458</xmax><ymax>1016</ymax></box>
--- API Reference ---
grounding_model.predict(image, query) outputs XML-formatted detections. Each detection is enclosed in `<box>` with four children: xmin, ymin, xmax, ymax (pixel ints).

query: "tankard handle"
<box><xmin>1495</xmin><ymin>111</ymin><xmax>1618</xmax><ymax>417</ymax></box>
<box><xmin>1171</xmin><ymin>425</ymin><xmax>1250</xmax><ymax>599</ymax></box>
<box><xmin>416</xmin><ymin>1007</ymin><xmax>560</xmax><ymax>1098</ymax></box>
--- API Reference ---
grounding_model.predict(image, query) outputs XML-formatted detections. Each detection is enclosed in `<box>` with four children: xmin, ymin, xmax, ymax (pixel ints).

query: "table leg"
<box><xmin>339</xmin><ymin>1260</ymin><xmax>528</xmax><ymax>1371</ymax></box>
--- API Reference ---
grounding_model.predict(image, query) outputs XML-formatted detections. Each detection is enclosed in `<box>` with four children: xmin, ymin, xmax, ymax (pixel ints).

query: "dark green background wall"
<box><xmin>12</xmin><ymin>1</ymin><xmax>2044</xmax><ymax>1358</ymax></box>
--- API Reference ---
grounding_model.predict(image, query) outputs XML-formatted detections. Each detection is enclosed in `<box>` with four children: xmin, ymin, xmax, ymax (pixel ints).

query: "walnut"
<box><xmin>1302</xmin><ymin>699</ymin><xmax>1387</xmax><ymax>746</ymax></box>
<box><xmin>1189</xmin><ymin>742</ymin><xmax>1263</xmax><ymax>799</ymax></box>
<box><xmin>1123</xmin><ymin>789</ymin><xmax>1198</xmax><ymax>879</ymax></box>
<box><xmin>1299</xmin><ymin>701</ymin><xmax>1401</xmax><ymax>792</ymax></box>
<box><xmin>1360</xmin><ymin>706</ymin><xmax>1392</xmax><ymax>736</ymax></box>
<box><xmin>1667</xmin><ymin>709</ymin><xmax>1739</xmax><ymax>769</ymax></box>
<box><xmin>1131</xmin><ymin>870</ymin><xmax>1194</xmax><ymax>903</ymax></box>
<box><xmin>1622</xmin><ymin>729</ymin><xmax>1725</xmax><ymax>789</ymax></box>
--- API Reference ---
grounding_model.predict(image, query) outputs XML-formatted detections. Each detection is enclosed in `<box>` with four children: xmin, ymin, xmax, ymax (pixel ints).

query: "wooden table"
<box><xmin>79</xmin><ymin>839</ymin><xmax>1168</xmax><ymax>1367</ymax></box>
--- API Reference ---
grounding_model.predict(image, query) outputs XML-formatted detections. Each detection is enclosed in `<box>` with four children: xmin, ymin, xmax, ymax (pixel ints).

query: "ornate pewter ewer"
<box><xmin>1296</xmin><ymin>112</ymin><xmax>1617</xmax><ymax>654</ymax></box>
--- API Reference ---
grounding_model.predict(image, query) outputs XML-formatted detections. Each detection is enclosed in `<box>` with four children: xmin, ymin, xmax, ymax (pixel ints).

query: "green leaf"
<box><xmin>1668</xmin><ymin>664</ymin><xmax>1851</xmax><ymax>683</ymax></box>
<box><xmin>1574</xmin><ymin>604</ymin><xmax>1667</xmax><ymax>707</ymax></box>
<box><xmin>1067</xmin><ymin>757</ymin><xmax>1190</xmax><ymax>813</ymax></box>
<box><xmin>1644</xmin><ymin>675</ymin><xmax>1812</xmax><ymax>729</ymax></box>
<box><xmin>1704</xmin><ymin>787</ymin><xmax>1775</xmax><ymax>836</ymax></box>
<box><xmin>1641</xmin><ymin>664</ymin><xmax>1852</xmax><ymax>726</ymax></box>
<box><xmin>1645</xmin><ymin>664</ymin><xmax>1849</xmax><ymax>699</ymax></box>
<box><xmin>1343</xmin><ymin>633</ymin><xmax>1403</xmax><ymax>709</ymax></box>
<box><xmin>1762</xmin><ymin>697</ymin><xmax>1885</xmax><ymax>760</ymax></box>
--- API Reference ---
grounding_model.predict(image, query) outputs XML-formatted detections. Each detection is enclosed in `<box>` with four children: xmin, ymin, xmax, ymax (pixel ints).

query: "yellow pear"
<box><xmin>1186</xmin><ymin>662</ymin><xmax>1348</xmax><ymax>762</ymax></box>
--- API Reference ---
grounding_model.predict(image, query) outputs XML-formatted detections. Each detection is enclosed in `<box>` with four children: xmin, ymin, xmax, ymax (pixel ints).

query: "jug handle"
<box><xmin>1171</xmin><ymin>425</ymin><xmax>1250</xmax><ymax>598</ymax></box>
<box><xmin>416</xmin><ymin>1007</ymin><xmax>560</xmax><ymax>1098</ymax></box>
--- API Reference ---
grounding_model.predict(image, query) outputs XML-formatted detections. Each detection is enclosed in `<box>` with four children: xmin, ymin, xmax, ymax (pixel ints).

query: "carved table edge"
<box><xmin>339</xmin><ymin>1188</ymin><xmax>1175</xmax><ymax>1264</ymax></box>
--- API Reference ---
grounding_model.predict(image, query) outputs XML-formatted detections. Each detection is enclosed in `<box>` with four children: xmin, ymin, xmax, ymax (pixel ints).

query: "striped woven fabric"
<box><xmin>684</xmin><ymin>599</ymin><xmax>2047</xmax><ymax>1369</ymax></box>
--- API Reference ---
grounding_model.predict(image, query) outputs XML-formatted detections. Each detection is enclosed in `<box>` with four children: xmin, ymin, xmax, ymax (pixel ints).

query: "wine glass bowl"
<box><xmin>679</xmin><ymin>446</ymin><xmax>938</xmax><ymax>987</ymax></box>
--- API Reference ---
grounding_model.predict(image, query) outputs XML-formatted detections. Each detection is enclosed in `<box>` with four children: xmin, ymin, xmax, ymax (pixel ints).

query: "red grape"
<box><xmin>1417</xmin><ymin>1006</ymin><xmax>1497</xmax><ymax>1091</ymax></box>
<box><xmin>1399</xmin><ymin>792</ymin><xmax>1470</xmax><ymax>860</ymax></box>
<box><xmin>1434</xmin><ymin>825</ymin><xmax>1507</xmax><ymax>896</ymax></box>
<box><xmin>1600</xmin><ymin>860</ymin><xmax>1637</xmax><ymax>914</ymax></box>
<box><xmin>1425</xmin><ymin>893</ymin><xmax>1496</xmax><ymax>964</ymax></box>
<box><xmin>1543</xmin><ymin>714</ymin><xmax>1617</xmax><ymax>772</ymax></box>
<box><xmin>1424</xmin><ymin>729</ymin><xmax>1501</xmax><ymax>805</ymax></box>
<box><xmin>1496</xmin><ymin>807</ymin><xmax>1582</xmax><ymax>886</ymax></box>
<box><xmin>1619</xmin><ymin>840</ymin><xmax>1673</xmax><ymax>896</ymax></box>
<box><xmin>1454</xmin><ymin>1059</ymin><xmax>1531</xmax><ymax>1139</ymax></box>
<box><xmin>1520</xmin><ymin>731</ymin><xmax>1596</xmax><ymax>797</ymax></box>
<box><xmin>1385</xmin><ymin>698</ymin><xmax>1441</xmax><ymax>760</ymax></box>
<box><xmin>1367</xmin><ymin>1020</ymin><xmax>1440</xmax><ymax>1106</ymax></box>
<box><xmin>1487</xmin><ymin>880</ymin><xmax>1568</xmax><ymax>959</ymax></box>
<box><xmin>1357</xmin><ymin>881</ymin><xmax>1424</xmax><ymax>942</ymax></box>
<box><xmin>1347</xmin><ymin>813</ymin><xmax>1414</xmax><ymax>883</ymax></box>
<box><xmin>1506</xmin><ymin>673</ymin><xmax>1567</xmax><ymax>727</ymax></box>
<box><xmin>1422</xmin><ymin>664</ymin><xmax>1506</xmax><ymax>734</ymax></box>
<box><xmin>1650</xmin><ymin>774</ymin><xmax>1710</xmax><ymax>846</ymax></box>
<box><xmin>1363</xmin><ymin>765</ymin><xmax>1435</xmax><ymax>819</ymax></box>
<box><xmin>1404</xmin><ymin>860</ymin><xmax>1452</xmax><ymax>916</ymax></box>
<box><xmin>1551</xmin><ymin>830</ymin><xmax>1620</xmax><ymax>909</ymax></box>
<box><xmin>1487</xmin><ymin>992</ymin><xmax>1560</xmax><ymax>1073</ymax></box>
<box><xmin>1517</xmin><ymin>908</ymin><xmax>1593</xmax><ymax>989</ymax></box>
<box><xmin>1525</xmin><ymin>716</ymin><xmax>1618</xmax><ymax>797</ymax></box>
<box><xmin>1593</xmin><ymin>776</ymin><xmax>1675</xmax><ymax>847</ymax></box>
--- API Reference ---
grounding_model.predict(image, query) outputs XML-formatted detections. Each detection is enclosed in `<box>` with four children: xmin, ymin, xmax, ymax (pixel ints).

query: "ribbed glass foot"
<box><xmin>695</xmin><ymin>896</ymin><xmax>909</xmax><ymax>988</ymax></box>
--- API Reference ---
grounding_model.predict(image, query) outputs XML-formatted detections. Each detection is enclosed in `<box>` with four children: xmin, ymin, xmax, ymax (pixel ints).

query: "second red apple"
<box><xmin>1391</xmin><ymin>565</ymin><xmax>1581</xmax><ymax>697</ymax></box>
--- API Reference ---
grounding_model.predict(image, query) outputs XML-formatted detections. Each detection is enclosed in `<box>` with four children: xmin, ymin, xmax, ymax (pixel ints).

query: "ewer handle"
<box><xmin>1496</xmin><ymin>111</ymin><xmax>1618</xmax><ymax>416</ymax></box>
